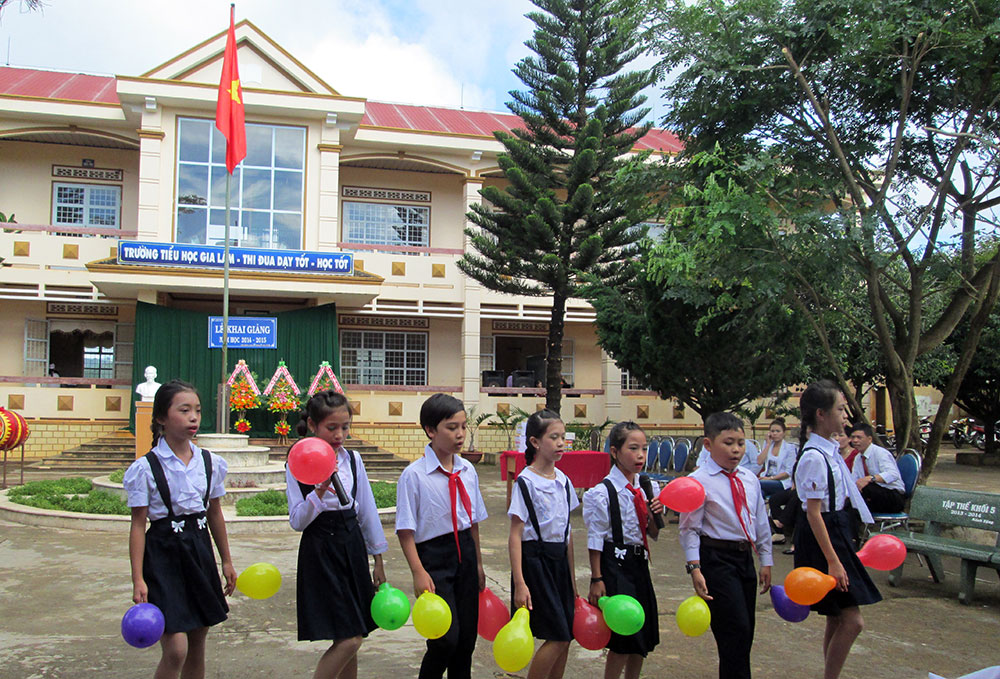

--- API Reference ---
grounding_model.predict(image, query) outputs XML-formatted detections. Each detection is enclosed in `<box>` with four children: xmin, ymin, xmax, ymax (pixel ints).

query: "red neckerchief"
<box><xmin>438</xmin><ymin>466</ymin><xmax>473</xmax><ymax>561</ymax></box>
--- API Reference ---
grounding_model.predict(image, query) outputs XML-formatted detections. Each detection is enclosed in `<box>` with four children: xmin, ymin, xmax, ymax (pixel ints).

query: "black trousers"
<box><xmin>769</xmin><ymin>487</ymin><xmax>799</xmax><ymax>536</ymax></box>
<box><xmin>415</xmin><ymin>530</ymin><xmax>479</xmax><ymax>679</ymax></box>
<box><xmin>860</xmin><ymin>483</ymin><xmax>905</xmax><ymax>513</ymax></box>
<box><xmin>700</xmin><ymin>543</ymin><xmax>757</xmax><ymax>679</ymax></box>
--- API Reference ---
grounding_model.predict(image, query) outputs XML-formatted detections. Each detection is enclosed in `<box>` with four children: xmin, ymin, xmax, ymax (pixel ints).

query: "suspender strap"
<box><xmin>144</xmin><ymin>452</ymin><xmax>173</xmax><ymax>520</ymax></box>
<box><xmin>792</xmin><ymin>446</ymin><xmax>838</xmax><ymax>511</ymax></box>
<box><xmin>602</xmin><ymin>478</ymin><xmax>624</xmax><ymax>545</ymax></box>
<box><xmin>202</xmin><ymin>449</ymin><xmax>212</xmax><ymax>509</ymax></box>
<box><xmin>145</xmin><ymin>450</ymin><xmax>213</xmax><ymax>516</ymax></box>
<box><xmin>516</xmin><ymin>477</ymin><xmax>542</xmax><ymax>538</ymax></box>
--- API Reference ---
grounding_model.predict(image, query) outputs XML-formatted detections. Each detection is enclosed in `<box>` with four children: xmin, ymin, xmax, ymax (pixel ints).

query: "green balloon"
<box><xmin>598</xmin><ymin>594</ymin><xmax>645</xmax><ymax>636</ymax></box>
<box><xmin>371</xmin><ymin>582</ymin><xmax>411</xmax><ymax>631</ymax></box>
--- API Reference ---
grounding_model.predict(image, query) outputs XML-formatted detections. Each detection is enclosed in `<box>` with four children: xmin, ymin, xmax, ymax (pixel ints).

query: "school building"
<box><xmin>0</xmin><ymin>20</ymin><xmax>942</xmax><ymax>461</ymax></box>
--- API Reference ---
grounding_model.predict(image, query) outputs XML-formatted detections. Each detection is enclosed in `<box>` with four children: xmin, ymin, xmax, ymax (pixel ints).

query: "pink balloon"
<box><xmin>287</xmin><ymin>438</ymin><xmax>337</xmax><ymax>485</ymax></box>
<box><xmin>658</xmin><ymin>477</ymin><xmax>706</xmax><ymax>513</ymax></box>
<box><xmin>573</xmin><ymin>596</ymin><xmax>611</xmax><ymax>650</ymax></box>
<box><xmin>477</xmin><ymin>587</ymin><xmax>509</xmax><ymax>641</ymax></box>
<box><xmin>857</xmin><ymin>534</ymin><xmax>907</xmax><ymax>571</ymax></box>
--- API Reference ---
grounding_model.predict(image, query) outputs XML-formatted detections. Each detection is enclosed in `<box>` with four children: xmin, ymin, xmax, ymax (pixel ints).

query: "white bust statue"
<box><xmin>136</xmin><ymin>365</ymin><xmax>162</xmax><ymax>402</ymax></box>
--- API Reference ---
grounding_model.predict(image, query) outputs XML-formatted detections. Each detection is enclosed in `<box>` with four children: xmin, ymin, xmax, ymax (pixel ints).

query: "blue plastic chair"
<box><xmin>870</xmin><ymin>450</ymin><xmax>921</xmax><ymax>533</ymax></box>
<box><xmin>673</xmin><ymin>438</ymin><xmax>690</xmax><ymax>474</ymax></box>
<box><xmin>646</xmin><ymin>439</ymin><xmax>659</xmax><ymax>471</ymax></box>
<box><xmin>659</xmin><ymin>438</ymin><xmax>673</xmax><ymax>472</ymax></box>
<box><xmin>603</xmin><ymin>437</ymin><xmax>611</xmax><ymax>454</ymax></box>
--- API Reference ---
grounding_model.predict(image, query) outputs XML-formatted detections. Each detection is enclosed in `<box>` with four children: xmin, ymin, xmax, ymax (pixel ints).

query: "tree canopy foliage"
<box><xmin>646</xmin><ymin>0</ymin><xmax>1000</xmax><ymax>478</ymax></box>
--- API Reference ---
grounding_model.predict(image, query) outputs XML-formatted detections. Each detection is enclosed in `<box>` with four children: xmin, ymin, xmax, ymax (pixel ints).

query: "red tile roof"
<box><xmin>0</xmin><ymin>66</ymin><xmax>682</xmax><ymax>152</ymax></box>
<box><xmin>0</xmin><ymin>66</ymin><xmax>118</xmax><ymax>103</ymax></box>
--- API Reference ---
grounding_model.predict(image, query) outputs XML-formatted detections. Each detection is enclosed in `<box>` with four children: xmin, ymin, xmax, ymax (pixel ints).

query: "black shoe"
<box><xmin>782</xmin><ymin>547</ymin><xmax>795</xmax><ymax>555</ymax></box>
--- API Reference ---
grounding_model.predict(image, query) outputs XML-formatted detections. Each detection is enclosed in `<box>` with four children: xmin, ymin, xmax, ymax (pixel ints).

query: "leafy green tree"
<box><xmin>458</xmin><ymin>0</ymin><xmax>657</xmax><ymax>415</ymax></box>
<box><xmin>588</xmin><ymin>258</ymin><xmax>809</xmax><ymax>417</ymax></box>
<box><xmin>647</xmin><ymin>0</ymin><xmax>1000</xmax><ymax>478</ymax></box>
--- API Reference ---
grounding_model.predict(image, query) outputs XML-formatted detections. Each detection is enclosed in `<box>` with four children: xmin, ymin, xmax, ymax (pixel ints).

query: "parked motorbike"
<box><xmin>969</xmin><ymin>419</ymin><xmax>1000</xmax><ymax>451</ymax></box>
<box><xmin>950</xmin><ymin>417</ymin><xmax>971</xmax><ymax>449</ymax></box>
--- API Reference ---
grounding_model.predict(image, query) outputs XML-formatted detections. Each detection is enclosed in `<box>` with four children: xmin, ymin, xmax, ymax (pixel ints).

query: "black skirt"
<box><xmin>144</xmin><ymin>513</ymin><xmax>228</xmax><ymax>634</ymax></box>
<box><xmin>794</xmin><ymin>509</ymin><xmax>882</xmax><ymax>616</ymax></box>
<box><xmin>516</xmin><ymin>540</ymin><xmax>574</xmax><ymax>641</ymax></box>
<box><xmin>600</xmin><ymin>542</ymin><xmax>659</xmax><ymax>656</ymax></box>
<box><xmin>296</xmin><ymin>510</ymin><xmax>377</xmax><ymax>641</ymax></box>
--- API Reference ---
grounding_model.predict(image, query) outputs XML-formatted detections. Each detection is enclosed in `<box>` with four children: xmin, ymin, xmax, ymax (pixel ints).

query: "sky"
<box><xmin>0</xmin><ymin>0</ymin><xmax>666</xmax><ymax>122</ymax></box>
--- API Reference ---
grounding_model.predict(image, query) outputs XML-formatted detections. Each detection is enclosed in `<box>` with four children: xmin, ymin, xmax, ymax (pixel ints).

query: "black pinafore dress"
<box><xmin>143</xmin><ymin>450</ymin><xmax>228</xmax><ymax>634</ymax></box>
<box><xmin>600</xmin><ymin>478</ymin><xmax>659</xmax><ymax>656</ymax></box>
<box><xmin>513</xmin><ymin>475</ymin><xmax>575</xmax><ymax>641</ymax></box>
<box><xmin>294</xmin><ymin>451</ymin><xmax>378</xmax><ymax>641</ymax></box>
<box><xmin>793</xmin><ymin>449</ymin><xmax>882</xmax><ymax>615</ymax></box>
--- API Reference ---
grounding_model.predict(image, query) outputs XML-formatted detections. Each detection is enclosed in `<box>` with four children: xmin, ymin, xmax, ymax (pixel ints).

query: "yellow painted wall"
<box><xmin>10</xmin><ymin>419</ymin><xmax>128</xmax><ymax>459</ymax></box>
<box><xmin>0</xmin><ymin>139</ymin><xmax>139</xmax><ymax>227</ymax></box>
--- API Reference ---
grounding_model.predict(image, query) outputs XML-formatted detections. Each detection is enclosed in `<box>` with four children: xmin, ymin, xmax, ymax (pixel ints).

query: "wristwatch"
<box><xmin>685</xmin><ymin>562</ymin><xmax>701</xmax><ymax>574</ymax></box>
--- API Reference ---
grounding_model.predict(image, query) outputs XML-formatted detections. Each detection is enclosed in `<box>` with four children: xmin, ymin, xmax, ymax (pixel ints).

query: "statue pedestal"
<box><xmin>135</xmin><ymin>401</ymin><xmax>153</xmax><ymax>459</ymax></box>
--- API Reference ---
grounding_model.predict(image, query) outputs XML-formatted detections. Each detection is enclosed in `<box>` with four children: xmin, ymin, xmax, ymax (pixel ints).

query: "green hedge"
<box><xmin>108</xmin><ymin>468</ymin><xmax>126</xmax><ymax>484</ymax></box>
<box><xmin>234</xmin><ymin>481</ymin><xmax>397</xmax><ymax>517</ymax></box>
<box><xmin>7</xmin><ymin>477</ymin><xmax>130</xmax><ymax>515</ymax></box>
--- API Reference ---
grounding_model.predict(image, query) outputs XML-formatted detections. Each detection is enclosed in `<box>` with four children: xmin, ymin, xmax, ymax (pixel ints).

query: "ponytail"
<box><xmin>523</xmin><ymin>409</ymin><xmax>561</xmax><ymax>464</ymax></box>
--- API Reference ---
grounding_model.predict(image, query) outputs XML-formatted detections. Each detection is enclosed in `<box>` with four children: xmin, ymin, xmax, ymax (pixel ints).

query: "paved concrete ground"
<box><xmin>1</xmin><ymin>449</ymin><xmax>998</xmax><ymax>679</ymax></box>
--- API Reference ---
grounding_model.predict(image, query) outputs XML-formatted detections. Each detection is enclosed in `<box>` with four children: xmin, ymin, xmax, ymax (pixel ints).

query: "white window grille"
<box><xmin>24</xmin><ymin>319</ymin><xmax>49</xmax><ymax>377</ymax></box>
<box><xmin>343</xmin><ymin>201</ymin><xmax>430</xmax><ymax>248</ymax></box>
<box><xmin>51</xmin><ymin>183</ymin><xmax>121</xmax><ymax>228</ymax></box>
<box><xmin>340</xmin><ymin>330</ymin><xmax>428</xmax><ymax>386</ymax></box>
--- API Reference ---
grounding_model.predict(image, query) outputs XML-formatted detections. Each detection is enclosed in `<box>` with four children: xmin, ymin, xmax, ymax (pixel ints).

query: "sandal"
<box><xmin>782</xmin><ymin>547</ymin><xmax>795</xmax><ymax>555</ymax></box>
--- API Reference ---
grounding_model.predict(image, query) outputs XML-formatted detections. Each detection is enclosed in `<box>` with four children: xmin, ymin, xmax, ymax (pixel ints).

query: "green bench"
<box><xmin>879</xmin><ymin>486</ymin><xmax>1000</xmax><ymax>605</ymax></box>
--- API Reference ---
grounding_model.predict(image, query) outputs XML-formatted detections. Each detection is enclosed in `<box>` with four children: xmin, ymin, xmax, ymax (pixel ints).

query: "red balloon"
<box><xmin>573</xmin><ymin>596</ymin><xmax>611</xmax><ymax>650</ymax></box>
<box><xmin>658</xmin><ymin>477</ymin><xmax>706</xmax><ymax>513</ymax></box>
<box><xmin>857</xmin><ymin>534</ymin><xmax>907</xmax><ymax>571</ymax></box>
<box><xmin>477</xmin><ymin>587</ymin><xmax>509</xmax><ymax>641</ymax></box>
<box><xmin>287</xmin><ymin>438</ymin><xmax>337</xmax><ymax>485</ymax></box>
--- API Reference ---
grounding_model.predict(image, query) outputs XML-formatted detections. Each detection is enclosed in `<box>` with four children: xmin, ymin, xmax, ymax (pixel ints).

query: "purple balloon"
<box><xmin>121</xmin><ymin>603</ymin><xmax>165</xmax><ymax>648</ymax></box>
<box><xmin>770</xmin><ymin>584</ymin><xmax>810</xmax><ymax>623</ymax></box>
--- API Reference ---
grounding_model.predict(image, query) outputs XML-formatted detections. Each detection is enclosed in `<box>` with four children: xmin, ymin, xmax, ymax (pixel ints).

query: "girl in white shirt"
<box><xmin>508</xmin><ymin>410</ymin><xmax>580</xmax><ymax>679</ymax></box>
<box><xmin>124</xmin><ymin>380</ymin><xmax>236</xmax><ymax>679</ymax></box>
<box><xmin>286</xmin><ymin>390</ymin><xmax>387</xmax><ymax>679</ymax></box>
<box><xmin>793</xmin><ymin>380</ymin><xmax>880</xmax><ymax>679</ymax></box>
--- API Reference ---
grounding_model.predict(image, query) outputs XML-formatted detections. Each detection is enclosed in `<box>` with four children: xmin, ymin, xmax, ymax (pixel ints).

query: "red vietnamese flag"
<box><xmin>215</xmin><ymin>4</ymin><xmax>246</xmax><ymax>174</ymax></box>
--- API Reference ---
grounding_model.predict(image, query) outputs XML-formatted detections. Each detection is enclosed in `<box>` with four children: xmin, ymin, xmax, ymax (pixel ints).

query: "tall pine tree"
<box><xmin>458</xmin><ymin>0</ymin><xmax>656</xmax><ymax>415</ymax></box>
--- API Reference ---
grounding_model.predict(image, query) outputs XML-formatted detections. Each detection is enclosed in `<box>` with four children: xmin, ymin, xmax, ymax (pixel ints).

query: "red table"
<box><xmin>500</xmin><ymin>450</ymin><xmax>611</xmax><ymax>508</ymax></box>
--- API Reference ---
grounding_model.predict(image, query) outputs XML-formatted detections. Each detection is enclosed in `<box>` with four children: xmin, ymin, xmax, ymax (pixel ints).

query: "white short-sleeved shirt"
<box><xmin>851</xmin><ymin>444</ymin><xmax>904</xmax><ymax>492</ymax></box>
<box><xmin>582</xmin><ymin>466</ymin><xmax>660</xmax><ymax>552</ymax></box>
<box><xmin>760</xmin><ymin>440</ymin><xmax>797</xmax><ymax>489</ymax></box>
<box><xmin>678</xmin><ymin>458</ymin><xmax>773</xmax><ymax>566</ymax></box>
<box><xmin>285</xmin><ymin>446</ymin><xmax>388</xmax><ymax>555</ymax></box>
<box><xmin>123</xmin><ymin>438</ymin><xmax>227</xmax><ymax>520</ymax></box>
<box><xmin>395</xmin><ymin>444</ymin><xmax>488</xmax><ymax>543</ymax></box>
<box><xmin>507</xmin><ymin>467</ymin><xmax>580</xmax><ymax>543</ymax></box>
<box><xmin>795</xmin><ymin>433</ymin><xmax>873</xmax><ymax>523</ymax></box>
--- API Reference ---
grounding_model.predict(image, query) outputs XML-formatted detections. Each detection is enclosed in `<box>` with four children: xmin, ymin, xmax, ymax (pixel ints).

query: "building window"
<box><xmin>343</xmin><ymin>201</ymin><xmax>429</xmax><ymax>248</ymax></box>
<box><xmin>52</xmin><ymin>183</ymin><xmax>121</xmax><ymax>228</ymax></box>
<box><xmin>175</xmin><ymin>117</ymin><xmax>305</xmax><ymax>249</ymax></box>
<box><xmin>490</xmin><ymin>336</ymin><xmax>574</xmax><ymax>388</ymax></box>
<box><xmin>23</xmin><ymin>319</ymin><xmax>131</xmax><ymax>382</ymax></box>
<box><xmin>340</xmin><ymin>330</ymin><xmax>427</xmax><ymax>386</ymax></box>
<box><xmin>621</xmin><ymin>368</ymin><xmax>649</xmax><ymax>391</ymax></box>
<box><xmin>83</xmin><ymin>343</ymin><xmax>114</xmax><ymax>379</ymax></box>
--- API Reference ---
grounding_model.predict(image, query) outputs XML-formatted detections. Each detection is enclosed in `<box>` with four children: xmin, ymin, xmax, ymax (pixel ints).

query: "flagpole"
<box><xmin>222</xmin><ymin>172</ymin><xmax>231</xmax><ymax>393</ymax></box>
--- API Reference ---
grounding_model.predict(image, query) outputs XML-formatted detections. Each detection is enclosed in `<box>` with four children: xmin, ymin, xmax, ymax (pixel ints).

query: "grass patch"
<box><xmin>7</xmin><ymin>477</ymin><xmax>93</xmax><ymax>499</ymax></box>
<box><xmin>10</xmin><ymin>488</ymin><xmax>130</xmax><ymax>515</ymax></box>
<box><xmin>233</xmin><ymin>482</ymin><xmax>397</xmax><ymax>517</ymax></box>
<box><xmin>108</xmin><ymin>468</ymin><xmax>126</xmax><ymax>484</ymax></box>
<box><xmin>235</xmin><ymin>489</ymin><xmax>287</xmax><ymax>516</ymax></box>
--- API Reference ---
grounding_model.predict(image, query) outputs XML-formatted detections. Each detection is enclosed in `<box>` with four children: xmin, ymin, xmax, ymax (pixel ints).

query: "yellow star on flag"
<box><xmin>228</xmin><ymin>79</ymin><xmax>241</xmax><ymax>104</ymax></box>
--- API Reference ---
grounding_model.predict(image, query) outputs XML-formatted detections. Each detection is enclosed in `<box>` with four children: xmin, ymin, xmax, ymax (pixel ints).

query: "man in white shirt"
<box><xmin>848</xmin><ymin>423</ymin><xmax>905</xmax><ymax>513</ymax></box>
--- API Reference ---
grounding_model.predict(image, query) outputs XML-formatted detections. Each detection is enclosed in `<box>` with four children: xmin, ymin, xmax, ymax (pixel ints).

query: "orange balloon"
<box><xmin>783</xmin><ymin>567</ymin><xmax>837</xmax><ymax>606</ymax></box>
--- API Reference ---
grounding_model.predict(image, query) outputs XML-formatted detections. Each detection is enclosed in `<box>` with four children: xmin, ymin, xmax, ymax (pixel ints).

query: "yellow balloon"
<box><xmin>236</xmin><ymin>562</ymin><xmax>282</xmax><ymax>600</ymax></box>
<box><xmin>493</xmin><ymin>607</ymin><xmax>534</xmax><ymax>672</ymax></box>
<box><xmin>676</xmin><ymin>595</ymin><xmax>711</xmax><ymax>637</ymax></box>
<box><xmin>413</xmin><ymin>592</ymin><xmax>452</xmax><ymax>639</ymax></box>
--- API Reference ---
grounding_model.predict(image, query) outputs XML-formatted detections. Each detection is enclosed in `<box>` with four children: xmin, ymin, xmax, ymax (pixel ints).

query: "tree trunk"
<box><xmin>545</xmin><ymin>290</ymin><xmax>568</xmax><ymax>415</ymax></box>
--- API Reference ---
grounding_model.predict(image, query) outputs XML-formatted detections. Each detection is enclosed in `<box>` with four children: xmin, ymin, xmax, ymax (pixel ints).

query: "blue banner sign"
<box><xmin>208</xmin><ymin>316</ymin><xmax>277</xmax><ymax>349</ymax></box>
<box><xmin>118</xmin><ymin>241</ymin><xmax>353</xmax><ymax>275</ymax></box>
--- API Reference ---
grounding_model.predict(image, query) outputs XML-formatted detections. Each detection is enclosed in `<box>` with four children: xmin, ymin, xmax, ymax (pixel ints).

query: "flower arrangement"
<box><xmin>307</xmin><ymin>361</ymin><xmax>345</xmax><ymax>396</ymax></box>
<box><xmin>227</xmin><ymin>360</ymin><xmax>261</xmax><ymax>434</ymax></box>
<box><xmin>264</xmin><ymin>360</ymin><xmax>301</xmax><ymax>444</ymax></box>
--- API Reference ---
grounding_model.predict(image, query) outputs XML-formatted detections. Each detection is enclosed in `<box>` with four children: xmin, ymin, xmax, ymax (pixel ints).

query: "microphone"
<box><xmin>330</xmin><ymin>467</ymin><xmax>350</xmax><ymax>506</ymax></box>
<box><xmin>639</xmin><ymin>474</ymin><xmax>664</xmax><ymax>529</ymax></box>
